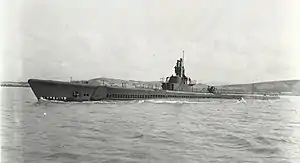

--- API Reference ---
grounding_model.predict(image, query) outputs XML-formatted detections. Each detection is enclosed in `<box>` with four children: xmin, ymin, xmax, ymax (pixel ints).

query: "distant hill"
<box><xmin>88</xmin><ymin>77</ymin><xmax>208</xmax><ymax>90</ymax></box>
<box><xmin>88</xmin><ymin>78</ymin><xmax>300</xmax><ymax>94</ymax></box>
<box><xmin>88</xmin><ymin>77</ymin><xmax>160</xmax><ymax>88</ymax></box>
<box><xmin>0</xmin><ymin>82</ymin><xmax>30</xmax><ymax>87</ymax></box>
<box><xmin>215</xmin><ymin>80</ymin><xmax>300</xmax><ymax>95</ymax></box>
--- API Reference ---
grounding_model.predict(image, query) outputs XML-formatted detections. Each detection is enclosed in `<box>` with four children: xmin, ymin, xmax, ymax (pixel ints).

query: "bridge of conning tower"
<box><xmin>162</xmin><ymin>51</ymin><xmax>195</xmax><ymax>91</ymax></box>
<box><xmin>174</xmin><ymin>58</ymin><xmax>185</xmax><ymax>77</ymax></box>
<box><xmin>172</xmin><ymin>51</ymin><xmax>190</xmax><ymax>84</ymax></box>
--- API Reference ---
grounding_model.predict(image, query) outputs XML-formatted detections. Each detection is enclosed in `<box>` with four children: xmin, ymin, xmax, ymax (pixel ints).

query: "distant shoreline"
<box><xmin>1</xmin><ymin>85</ymin><xmax>30</xmax><ymax>88</ymax></box>
<box><xmin>1</xmin><ymin>82</ymin><xmax>30</xmax><ymax>88</ymax></box>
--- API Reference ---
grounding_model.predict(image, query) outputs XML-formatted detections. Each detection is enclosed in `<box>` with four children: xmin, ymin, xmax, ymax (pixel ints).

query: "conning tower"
<box><xmin>162</xmin><ymin>51</ymin><xmax>195</xmax><ymax>91</ymax></box>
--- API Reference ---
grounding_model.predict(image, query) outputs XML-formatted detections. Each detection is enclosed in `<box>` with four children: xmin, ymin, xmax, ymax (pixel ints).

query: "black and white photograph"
<box><xmin>1</xmin><ymin>0</ymin><xmax>300</xmax><ymax>162</ymax></box>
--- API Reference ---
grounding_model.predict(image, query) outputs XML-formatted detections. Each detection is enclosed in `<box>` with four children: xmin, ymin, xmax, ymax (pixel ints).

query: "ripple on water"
<box><xmin>215</xmin><ymin>134</ymin><xmax>254</xmax><ymax>150</ymax></box>
<box><xmin>254</xmin><ymin>136</ymin><xmax>275</xmax><ymax>146</ymax></box>
<box><xmin>45</xmin><ymin>152</ymin><xmax>93</xmax><ymax>161</ymax></box>
<box><xmin>248</xmin><ymin>146</ymin><xmax>282</xmax><ymax>155</ymax></box>
<box><xmin>2</xmin><ymin>88</ymin><xmax>300</xmax><ymax>163</ymax></box>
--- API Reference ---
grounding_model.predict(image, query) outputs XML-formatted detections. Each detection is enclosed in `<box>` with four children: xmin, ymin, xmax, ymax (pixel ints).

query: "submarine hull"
<box><xmin>28</xmin><ymin>79</ymin><xmax>107</xmax><ymax>102</ymax></box>
<box><xmin>28</xmin><ymin>79</ymin><xmax>279</xmax><ymax>102</ymax></box>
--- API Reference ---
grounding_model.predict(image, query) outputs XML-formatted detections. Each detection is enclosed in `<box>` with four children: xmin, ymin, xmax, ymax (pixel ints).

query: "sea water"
<box><xmin>1</xmin><ymin>87</ymin><xmax>300</xmax><ymax>163</ymax></box>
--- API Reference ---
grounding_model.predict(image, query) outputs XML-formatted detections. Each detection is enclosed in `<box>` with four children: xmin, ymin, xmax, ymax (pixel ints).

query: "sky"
<box><xmin>1</xmin><ymin>0</ymin><xmax>300</xmax><ymax>85</ymax></box>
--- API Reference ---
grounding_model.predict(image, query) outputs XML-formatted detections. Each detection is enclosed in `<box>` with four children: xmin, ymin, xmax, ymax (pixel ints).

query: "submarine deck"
<box><xmin>28</xmin><ymin>79</ymin><xmax>280</xmax><ymax>102</ymax></box>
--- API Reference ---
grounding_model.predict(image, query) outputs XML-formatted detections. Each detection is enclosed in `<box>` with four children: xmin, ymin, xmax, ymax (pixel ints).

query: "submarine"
<box><xmin>28</xmin><ymin>51</ymin><xmax>280</xmax><ymax>102</ymax></box>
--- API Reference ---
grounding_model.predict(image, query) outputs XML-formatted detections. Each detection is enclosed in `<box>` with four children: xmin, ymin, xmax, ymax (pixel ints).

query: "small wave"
<box><xmin>128</xmin><ymin>133</ymin><xmax>144</xmax><ymax>139</ymax></box>
<box><xmin>59</xmin><ymin>125</ymin><xmax>75</xmax><ymax>129</ymax></box>
<box><xmin>36</xmin><ymin>99</ymin><xmax>127</xmax><ymax>105</ymax></box>
<box><xmin>144</xmin><ymin>99</ymin><xmax>219</xmax><ymax>104</ymax></box>
<box><xmin>74</xmin><ymin>134</ymin><xmax>107</xmax><ymax>142</ymax></box>
<box><xmin>37</xmin><ymin>98</ymin><xmax>69</xmax><ymax>104</ymax></box>
<box><xmin>44</xmin><ymin>152</ymin><xmax>97</xmax><ymax>162</ymax></box>
<box><xmin>217</xmin><ymin>134</ymin><xmax>253</xmax><ymax>150</ymax></box>
<box><xmin>35</xmin><ymin>98</ymin><xmax>224</xmax><ymax>105</ymax></box>
<box><xmin>236</xmin><ymin>98</ymin><xmax>247</xmax><ymax>104</ymax></box>
<box><xmin>46</xmin><ymin>152</ymin><xmax>82</xmax><ymax>160</ymax></box>
<box><xmin>37</xmin><ymin>98</ymin><xmax>151</xmax><ymax>105</ymax></box>
<box><xmin>254</xmin><ymin>136</ymin><xmax>273</xmax><ymax>145</ymax></box>
<box><xmin>255</xmin><ymin>135</ymin><xmax>298</xmax><ymax>145</ymax></box>
<box><xmin>138</xmin><ymin>100</ymin><xmax>145</xmax><ymax>103</ymax></box>
<box><xmin>249</xmin><ymin>147</ymin><xmax>282</xmax><ymax>155</ymax></box>
<box><xmin>82</xmin><ymin>100</ymin><xmax>120</xmax><ymax>104</ymax></box>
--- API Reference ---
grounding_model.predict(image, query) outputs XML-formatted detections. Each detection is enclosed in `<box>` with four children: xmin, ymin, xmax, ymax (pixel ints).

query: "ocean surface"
<box><xmin>1</xmin><ymin>87</ymin><xmax>300</xmax><ymax>163</ymax></box>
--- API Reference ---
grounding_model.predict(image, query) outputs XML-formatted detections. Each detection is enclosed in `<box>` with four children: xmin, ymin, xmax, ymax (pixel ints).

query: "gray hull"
<box><xmin>28</xmin><ymin>79</ymin><xmax>107</xmax><ymax>101</ymax></box>
<box><xmin>28</xmin><ymin>79</ymin><xmax>279</xmax><ymax>102</ymax></box>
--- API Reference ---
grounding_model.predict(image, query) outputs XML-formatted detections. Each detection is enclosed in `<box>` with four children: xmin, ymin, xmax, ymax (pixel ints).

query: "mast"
<box><xmin>182</xmin><ymin>50</ymin><xmax>185</xmax><ymax>77</ymax></box>
<box><xmin>182</xmin><ymin>50</ymin><xmax>184</xmax><ymax>67</ymax></box>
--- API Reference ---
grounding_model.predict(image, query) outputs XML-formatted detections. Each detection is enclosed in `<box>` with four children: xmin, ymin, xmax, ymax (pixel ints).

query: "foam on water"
<box><xmin>37</xmin><ymin>98</ymin><xmax>226</xmax><ymax>105</ymax></box>
<box><xmin>144</xmin><ymin>99</ymin><xmax>223</xmax><ymax>104</ymax></box>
